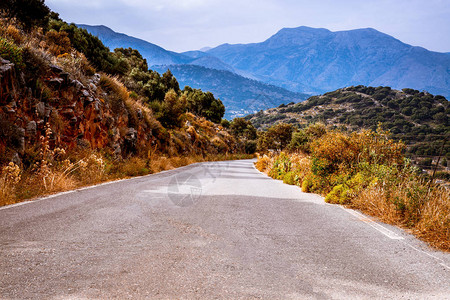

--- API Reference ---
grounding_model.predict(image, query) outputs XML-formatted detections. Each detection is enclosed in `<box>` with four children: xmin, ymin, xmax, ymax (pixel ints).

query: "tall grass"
<box><xmin>256</xmin><ymin>127</ymin><xmax>449</xmax><ymax>251</ymax></box>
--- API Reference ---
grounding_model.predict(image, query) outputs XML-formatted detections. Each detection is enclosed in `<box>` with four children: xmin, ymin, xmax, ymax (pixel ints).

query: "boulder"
<box><xmin>36</xmin><ymin>102</ymin><xmax>52</xmax><ymax>118</ymax></box>
<box><xmin>26</xmin><ymin>121</ymin><xmax>37</xmax><ymax>137</ymax></box>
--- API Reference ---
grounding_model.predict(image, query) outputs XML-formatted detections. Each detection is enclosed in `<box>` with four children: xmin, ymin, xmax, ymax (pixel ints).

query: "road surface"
<box><xmin>1</xmin><ymin>159</ymin><xmax>449</xmax><ymax>299</ymax></box>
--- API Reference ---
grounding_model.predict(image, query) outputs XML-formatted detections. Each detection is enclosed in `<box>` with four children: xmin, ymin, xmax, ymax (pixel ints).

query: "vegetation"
<box><xmin>0</xmin><ymin>8</ymin><xmax>252</xmax><ymax>206</ymax></box>
<box><xmin>256</xmin><ymin>124</ymin><xmax>449</xmax><ymax>251</ymax></box>
<box><xmin>247</xmin><ymin>86</ymin><xmax>449</xmax><ymax>161</ymax></box>
<box><xmin>0</xmin><ymin>0</ymin><xmax>50</xmax><ymax>30</ymax></box>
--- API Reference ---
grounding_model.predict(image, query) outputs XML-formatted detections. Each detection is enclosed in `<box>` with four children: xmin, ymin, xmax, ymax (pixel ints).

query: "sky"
<box><xmin>46</xmin><ymin>0</ymin><xmax>450</xmax><ymax>53</ymax></box>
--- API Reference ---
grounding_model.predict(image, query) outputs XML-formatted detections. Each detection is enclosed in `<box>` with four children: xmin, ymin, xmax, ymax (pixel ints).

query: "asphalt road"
<box><xmin>1</xmin><ymin>159</ymin><xmax>449</xmax><ymax>299</ymax></box>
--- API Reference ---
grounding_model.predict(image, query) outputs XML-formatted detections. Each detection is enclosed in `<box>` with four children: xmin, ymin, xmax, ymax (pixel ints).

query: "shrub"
<box><xmin>268</xmin><ymin>152</ymin><xmax>291</xmax><ymax>179</ymax></box>
<box><xmin>45</xmin><ymin>30</ymin><xmax>71</xmax><ymax>56</ymax></box>
<box><xmin>0</xmin><ymin>37</ymin><xmax>24</xmax><ymax>69</ymax></box>
<box><xmin>1</xmin><ymin>0</ymin><xmax>50</xmax><ymax>30</ymax></box>
<box><xmin>0</xmin><ymin>162</ymin><xmax>22</xmax><ymax>205</ymax></box>
<box><xmin>283</xmin><ymin>171</ymin><xmax>297</xmax><ymax>185</ymax></box>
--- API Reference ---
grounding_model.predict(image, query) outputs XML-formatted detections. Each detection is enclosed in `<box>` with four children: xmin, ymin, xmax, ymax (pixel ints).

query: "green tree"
<box><xmin>1</xmin><ymin>0</ymin><xmax>50</xmax><ymax>30</ymax></box>
<box><xmin>230</xmin><ymin>118</ymin><xmax>257</xmax><ymax>140</ymax></box>
<box><xmin>185</xmin><ymin>88</ymin><xmax>225</xmax><ymax>123</ymax></box>
<box><xmin>158</xmin><ymin>89</ymin><xmax>186</xmax><ymax>128</ymax></box>
<box><xmin>258</xmin><ymin>123</ymin><xmax>294</xmax><ymax>151</ymax></box>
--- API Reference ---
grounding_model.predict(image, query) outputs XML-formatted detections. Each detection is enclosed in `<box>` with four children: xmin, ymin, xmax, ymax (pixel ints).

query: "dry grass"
<box><xmin>416</xmin><ymin>187</ymin><xmax>450</xmax><ymax>249</ymax></box>
<box><xmin>353</xmin><ymin>183</ymin><xmax>450</xmax><ymax>251</ymax></box>
<box><xmin>0</xmin><ymin>162</ymin><xmax>22</xmax><ymax>206</ymax></box>
<box><xmin>254</xmin><ymin>153</ymin><xmax>274</xmax><ymax>173</ymax></box>
<box><xmin>256</xmin><ymin>128</ymin><xmax>450</xmax><ymax>251</ymax></box>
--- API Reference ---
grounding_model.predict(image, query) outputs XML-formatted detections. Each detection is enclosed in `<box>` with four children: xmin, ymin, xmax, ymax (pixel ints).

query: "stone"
<box><xmin>36</xmin><ymin>102</ymin><xmax>46</xmax><ymax>117</ymax></box>
<box><xmin>26</xmin><ymin>121</ymin><xmax>37</xmax><ymax>136</ymax></box>
<box><xmin>84</xmin><ymin>97</ymin><xmax>94</xmax><ymax>106</ymax></box>
<box><xmin>44</xmin><ymin>104</ymin><xmax>52</xmax><ymax>118</ymax></box>
<box><xmin>50</xmin><ymin>64</ymin><xmax>63</xmax><ymax>73</ymax></box>
<box><xmin>89</xmin><ymin>83</ymin><xmax>97</xmax><ymax>92</ymax></box>
<box><xmin>92</xmin><ymin>73</ymin><xmax>101</xmax><ymax>84</ymax></box>
<box><xmin>49</xmin><ymin>77</ymin><xmax>63</xmax><ymax>84</ymax></box>
<box><xmin>0</xmin><ymin>57</ymin><xmax>11</xmax><ymax>64</ymax></box>
<box><xmin>126</xmin><ymin>128</ymin><xmax>137</xmax><ymax>141</ymax></box>
<box><xmin>17</xmin><ymin>128</ymin><xmax>25</xmax><ymax>153</ymax></box>
<box><xmin>81</xmin><ymin>89</ymin><xmax>90</xmax><ymax>98</ymax></box>
<box><xmin>123</xmin><ymin>128</ymin><xmax>138</xmax><ymax>154</ymax></box>
<box><xmin>48</xmin><ymin>77</ymin><xmax>64</xmax><ymax>89</ymax></box>
<box><xmin>93</xmin><ymin>100</ymin><xmax>102</xmax><ymax>113</ymax></box>
<box><xmin>37</xmin><ymin>102</ymin><xmax>52</xmax><ymax>118</ymax></box>
<box><xmin>11</xmin><ymin>152</ymin><xmax>21</xmax><ymax>166</ymax></box>
<box><xmin>71</xmin><ymin>80</ymin><xmax>85</xmax><ymax>91</ymax></box>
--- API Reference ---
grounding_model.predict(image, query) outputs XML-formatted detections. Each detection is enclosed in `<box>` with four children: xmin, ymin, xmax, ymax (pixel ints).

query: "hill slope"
<box><xmin>151</xmin><ymin>64</ymin><xmax>308</xmax><ymax>119</ymax></box>
<box><xmin>79</xmin><ymin>25</ymin><xmax>305</xmax><ymax>117</ymax></box>
<box><xmin>246</xmin><ymin>86</ymin><xmax>449</xmax><ymax>157</ymax></box>
<box><xmin>207</xmin><ymin>26</ymin><xmax>450</xmax><ymax>98</ymax></box>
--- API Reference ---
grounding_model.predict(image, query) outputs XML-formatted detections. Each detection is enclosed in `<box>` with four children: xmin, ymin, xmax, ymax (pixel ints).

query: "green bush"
<box><xmin>0</xmin><ymin>37</ymin><xmax>24</xmax><ymax>69</ymax></box>
<box><xmin>283</xmin><ymin>171</ymin><xmax>297</xmax><ymax>185</ymax></box>
<box><xmin>325</xmin><ymin>184</ymin><xmax>351</xmax><ymax>204</ymax></box>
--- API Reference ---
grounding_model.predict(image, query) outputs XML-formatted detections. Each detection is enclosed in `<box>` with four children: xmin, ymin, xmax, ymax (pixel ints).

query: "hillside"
<box><xmin>246</xmin><ymin>86</ymin><xmax>449</xmax><ymax>158</ymax></box>
<box><xmin>0</xmin><ymin>11</ymin><xmax>252</xmax><ymax>205</ymax></box>
<box><xmin>151</xmin><ymin>64</ymin><xmax>308</xmax><ymax>118</ymax></box>
<box><xmin>207</xmin><ymin>26</ymin><xmax>450</xmax><ymax>98</ymax></box>
<box><xmin>78</xmin><ymin>25</ymin><xmax>305</xmax><ymax>117</ymax></box>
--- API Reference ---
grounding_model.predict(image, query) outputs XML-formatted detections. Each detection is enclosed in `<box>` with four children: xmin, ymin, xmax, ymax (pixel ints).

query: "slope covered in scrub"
<box><xmin>0</xmin><ymin>7</ymin><xmax>250</xmax><ymax>205</ymax></box>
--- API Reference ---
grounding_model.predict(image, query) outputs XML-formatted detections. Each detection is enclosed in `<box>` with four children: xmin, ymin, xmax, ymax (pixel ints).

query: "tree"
<box><xmin>162</xmin><ymin>70</ymin><xmax>180</xmax><ymax>93</ymax></box>
<box><xmin>257</xmin><ymin>123</ymin><xmax>294</xmax><ymax>151</ymax></box>
<box><xmin>1</xmin><ymin>0</ymin><xmax>50</xmax><ymax>30</ymax></box>
<box><xmin>185</xmin><ymin>88</ymin><xmax>225</xmax><ymax>123</ymax></box>
<box><xmin>158</xmin><ymin>89</ymin><xmax>186</xmax><ymax>128</ymax></box>
<box><xmin>230</xmin><ymin>118</ymin><xmax>257</xmax><ymax>140</ymax></box>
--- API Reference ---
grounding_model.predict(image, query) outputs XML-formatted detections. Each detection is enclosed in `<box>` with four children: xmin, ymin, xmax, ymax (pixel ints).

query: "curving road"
<box><xmin>1</xmin><ymin>159</ymin><xmax>449</xmax><ymax>299</ymax></box>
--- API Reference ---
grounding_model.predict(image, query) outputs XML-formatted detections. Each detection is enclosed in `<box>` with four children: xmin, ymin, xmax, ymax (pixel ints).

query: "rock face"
<box><xmin>0</xmin><ymin>58</ymin><xmax>16</xmax><ymax>105</ymax></box>
<box><xmin>0</xmin><ymin>56</ymin><xmax>239</xmax><ymax>166</ymax></box>
<box><xmin>0</xmin><ymin>58</ymin><xmax>160</xmax><ymax>160</ymax></box>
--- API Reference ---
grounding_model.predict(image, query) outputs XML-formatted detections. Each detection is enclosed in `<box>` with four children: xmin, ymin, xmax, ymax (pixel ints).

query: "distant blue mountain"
<box><xmin>79</xmin><ymin>24</ymin><xmax>449</xmax><ymax>112</ymax></box>
<box><xmin>78</xmin><ymin>24</ymin><xmax>236</xmax><ymax>72</ymax></box>
<box><xmin>79</xmin><ymin>25</ymin><xmax>307</xmax><ymax>118</ymax></box>
<box><xmin>207</xmin><ymin>26</ymin><xmax>450</xmax><ymax>98</ymax></box>
<box><xmin>78</xmin><ymin>24</ymin><xmax>190</xmax><ymax>65</ymax></box>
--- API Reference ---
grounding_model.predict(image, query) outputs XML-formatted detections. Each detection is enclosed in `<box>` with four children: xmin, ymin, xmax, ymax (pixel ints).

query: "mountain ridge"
<box><xmin>207</xmin><ymin>26</ymin><xmax>450</xmax><ymax>98</ymax></box>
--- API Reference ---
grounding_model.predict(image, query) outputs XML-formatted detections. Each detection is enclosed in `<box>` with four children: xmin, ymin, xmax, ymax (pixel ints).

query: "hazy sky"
<box><xmin>46</xmin><ymin>0</ymin><xmax>450</xmax><ymax>53</ymax></box>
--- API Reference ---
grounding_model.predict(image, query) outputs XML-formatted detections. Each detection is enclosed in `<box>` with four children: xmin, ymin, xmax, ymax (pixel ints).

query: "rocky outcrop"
<box><xmin>0</xmin><ymin>57</ymin><xmax>17</xmax><ymax>105</ymax></box>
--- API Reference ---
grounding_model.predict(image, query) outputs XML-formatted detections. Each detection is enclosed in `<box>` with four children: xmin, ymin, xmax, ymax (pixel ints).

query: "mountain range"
<box><xmin>79</xmin><ymin>24</ymin><xmax>450</xmax><ymax>114</ymax></box>
<box><xmin>207</xmin><ymin>27</ymin><xmax>450</xmax><ymax>97</ymax></box>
